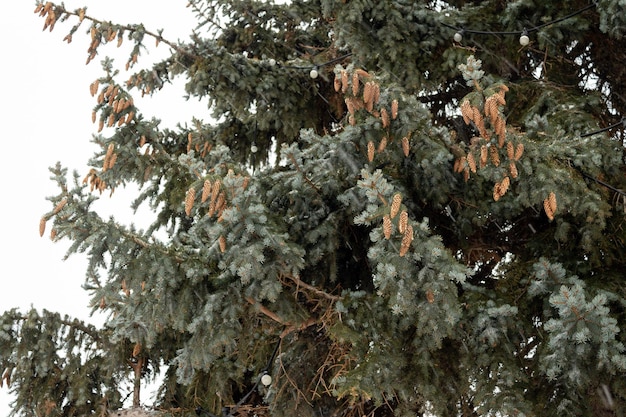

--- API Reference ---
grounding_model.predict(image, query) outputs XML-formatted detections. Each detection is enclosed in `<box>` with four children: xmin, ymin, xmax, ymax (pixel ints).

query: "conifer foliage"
<box><xmin>3</xmin><ymin>1</ymin><xmax>626</xmax><ymax>416</ymax></box>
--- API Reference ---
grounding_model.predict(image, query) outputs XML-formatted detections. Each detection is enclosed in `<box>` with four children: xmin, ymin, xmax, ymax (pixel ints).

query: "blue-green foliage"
<box><xmin>3</xmin><ymin>0</ymin><xmax>626</xmax><ymax>416</ymax></box>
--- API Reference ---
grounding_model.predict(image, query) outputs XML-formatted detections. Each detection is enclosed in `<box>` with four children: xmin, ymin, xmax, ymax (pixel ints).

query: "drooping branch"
<box><xmin>34</xmin><ymin>1</ymin><xmax>199</xmax><ymax>64</ymax></box>
<box><xmin>8</xmin><ymin>309</ymin><xmax>103</xmax><ymax>344</ymax></box>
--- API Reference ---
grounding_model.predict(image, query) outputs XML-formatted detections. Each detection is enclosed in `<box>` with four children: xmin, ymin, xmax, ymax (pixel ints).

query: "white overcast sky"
<box><xmin>0</xmin><ymin>2</ymin><xmax>206</xmax><ymax>414</ymax></box>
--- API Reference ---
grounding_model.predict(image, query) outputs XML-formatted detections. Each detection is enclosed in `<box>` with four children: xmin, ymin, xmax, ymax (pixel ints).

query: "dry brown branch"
<box><xmin>280</xmin><ymin>272</ymin><xmax>342</xmax><ymax>301</ymax></box>
<box><xmin>278</xmin><ymin>350</ymin><xmax>314</xmax><ymax>408</ymax></box>
<box><xmin>309</xmin><ymin>341</ymin><xmax>352</xmax><ymax>400</ymax></box>
<box><xmin>245</xmin><ymin>297</ymin><xmax>285</xmax><ymax>325</ymax></box>
<box><xmin>280</xmin><ymin>317</ymin><xmax>317</xmax><ymax>339</ymax></box>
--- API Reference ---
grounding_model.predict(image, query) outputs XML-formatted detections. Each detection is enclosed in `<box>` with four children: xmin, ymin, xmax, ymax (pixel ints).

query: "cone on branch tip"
<box><xmin>390</xmin><ymin>193</ymin><xmax>402</xmax><ymax>219</ymax></box>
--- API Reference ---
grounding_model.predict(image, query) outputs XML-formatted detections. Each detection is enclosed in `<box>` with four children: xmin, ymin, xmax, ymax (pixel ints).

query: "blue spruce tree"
<box><xmin>2</xmin><ymin>1</ymin><xmax>625</xmax><ymax>416</ymax></box>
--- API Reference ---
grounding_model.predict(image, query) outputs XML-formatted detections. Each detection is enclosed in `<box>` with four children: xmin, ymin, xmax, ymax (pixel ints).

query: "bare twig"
<box><xmin>280</xmin><ymin>272</ymin><xmax>342</xmax><ymax>301</ymax></box>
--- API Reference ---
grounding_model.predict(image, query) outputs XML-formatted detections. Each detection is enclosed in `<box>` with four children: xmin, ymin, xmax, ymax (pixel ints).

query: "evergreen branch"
<box><xmin>35</xmin><ymin>1</ymin><xmax>198</xmax><ymax>59</ymax></box>
<box><xmin>114</xmin><ymin>222</ymin><xmax>186</xmax><ymax>264</ymax></box>
<box><xmin>286</xmin><ymin>153</ymin><xmax>321</xmax><ymax>193</ymax></box>
<box><xmin>10</xmin><ymin>310</ymin><xmax>104</xmax><ymax>344</ymax></box>
<box><xmin>441</xmin><ymin>3</ymin><xmax>597</xmax><ymax>36</ymax></box>
<box><xmin>186</xmin><ymin>0</ymin><xmax>225</xmax><ymax>32</ymax></box>
<box><xmin>123</xmin><ymin>228</ymin><xmax>179</xmax><ymax>262</ymax></box>
<box><xmin>57</xmin><ymin>316</ymin><xmax>104</xmax><ymax>343</ymax></box>
<box><xmin>280</xmin><ymin>52</ymin><xmax>353</xmax><ymax>70</ymax></box>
